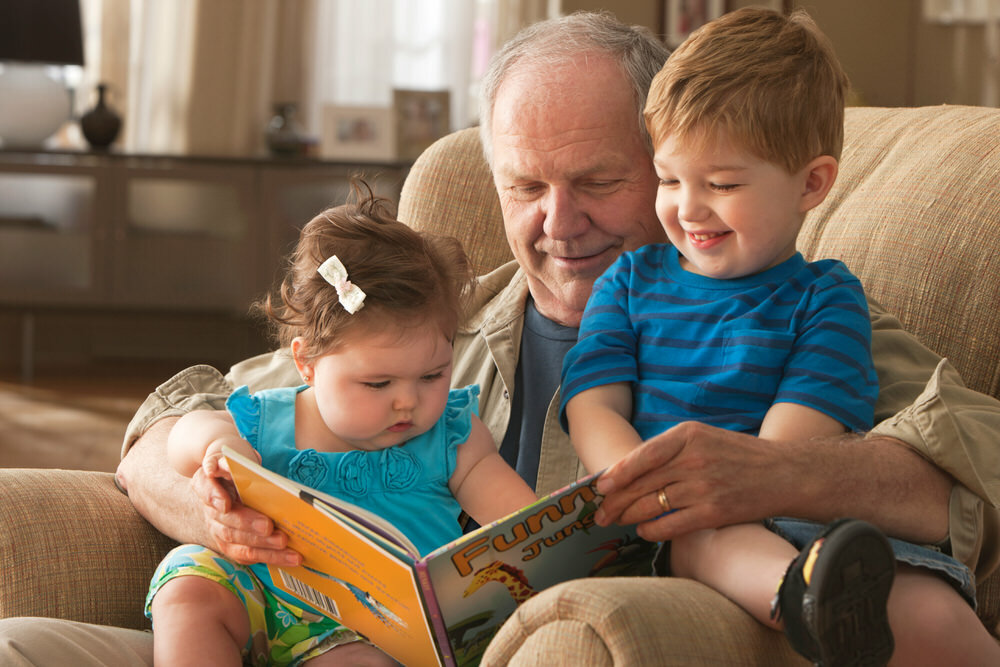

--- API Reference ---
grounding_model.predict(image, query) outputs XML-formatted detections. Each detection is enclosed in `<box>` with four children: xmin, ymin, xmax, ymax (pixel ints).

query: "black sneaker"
<box><xmin>771</xmin><ymin>518</ymin><xmax>896</xmax><ymax>666</ymax></box>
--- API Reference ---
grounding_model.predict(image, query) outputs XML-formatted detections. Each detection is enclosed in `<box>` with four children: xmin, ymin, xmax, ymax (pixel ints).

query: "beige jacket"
<box><xmin>123</xmin><ymin>260</ymin><xmax>1000</xmax><ymax>579</ymax></box>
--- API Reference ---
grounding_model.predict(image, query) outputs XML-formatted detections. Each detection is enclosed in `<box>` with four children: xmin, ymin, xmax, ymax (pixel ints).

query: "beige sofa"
<box><xmin>2</xmin><ymin>105</ymin><xmax>999</xmax><ymax>662</ymax></box>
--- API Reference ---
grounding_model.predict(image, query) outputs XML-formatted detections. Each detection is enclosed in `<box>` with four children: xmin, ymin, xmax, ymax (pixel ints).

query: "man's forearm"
<box><xmin>785</xmin><ymin>433</ymin><xmax>951</xmax><ymax>544</ymax></box>
<box><xmin>116</xmin><ymin>417</ymin><xmax>212</xmax><ymax>546</ymax></box>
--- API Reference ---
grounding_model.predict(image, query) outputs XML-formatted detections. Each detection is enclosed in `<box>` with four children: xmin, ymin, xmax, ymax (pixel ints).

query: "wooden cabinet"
<box><xmin>0</xmin><ymin>150</ymin><xmax>408</xmax><ymax>374</ymax></box>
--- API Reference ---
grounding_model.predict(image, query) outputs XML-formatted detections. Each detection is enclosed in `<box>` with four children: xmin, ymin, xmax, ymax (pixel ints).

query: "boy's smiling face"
<box><xmin>653</xmin><ymin>130</ymin><xmax>814</xmax><ymax>280</ymax></box>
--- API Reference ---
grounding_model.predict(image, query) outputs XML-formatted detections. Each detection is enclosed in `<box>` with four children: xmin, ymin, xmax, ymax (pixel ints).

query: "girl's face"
<box><xmin>295</xmin><ymin>322</ymin><xmax>454</xmax><ymax>452</ymax></box>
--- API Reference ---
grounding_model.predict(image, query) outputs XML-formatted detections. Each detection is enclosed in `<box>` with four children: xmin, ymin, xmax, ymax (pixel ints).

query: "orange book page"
<box><xmin>227</xmin><ymin>451</ymin><xmax>443</xmax><ymax>667</ymax></box>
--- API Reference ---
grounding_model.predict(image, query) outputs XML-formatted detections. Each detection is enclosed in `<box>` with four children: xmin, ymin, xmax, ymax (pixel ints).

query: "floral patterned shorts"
<box><xmin>146</xmin><ymin>544</ymin><xmax>361</xmax><ymax>666</ymax></box>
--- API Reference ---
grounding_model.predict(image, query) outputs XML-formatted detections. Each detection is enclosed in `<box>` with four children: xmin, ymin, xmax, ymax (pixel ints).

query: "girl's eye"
<box><xmin>364</xmin><ymin>381</ymin><xmax>390</xmax><ymax>389</ymax></box>
<box><xmin>712</xmin><ymin>183</ymin><xmax>740</xmax><ymax>192</ymax></box>
<box><xmin>421</xmin><ymin>372</ymin><xmax>444</xmax><ymax>382</ymax></box>
<box><xmin>658</xmin><ymin>178</ymin><xmax>678</xmax><ymax>187</ymax></box>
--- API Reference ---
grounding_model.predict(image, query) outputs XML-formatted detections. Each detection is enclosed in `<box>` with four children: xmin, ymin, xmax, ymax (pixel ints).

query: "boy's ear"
<box><xmin>290</xmin><ymin>337</ymin><xmax>314</xmax><ymax>385</ymax></box>
<box><xmin>799</xmin><ymin>155</ymin><xmax>838</xmax><ymax>213</ymax></box>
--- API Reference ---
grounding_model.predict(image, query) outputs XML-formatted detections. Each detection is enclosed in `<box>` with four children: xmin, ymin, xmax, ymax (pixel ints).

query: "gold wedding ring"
<box><xmin>657</xmin><ymin>487</ymin><xmax>672</xmax><ymax>513</ymax></box>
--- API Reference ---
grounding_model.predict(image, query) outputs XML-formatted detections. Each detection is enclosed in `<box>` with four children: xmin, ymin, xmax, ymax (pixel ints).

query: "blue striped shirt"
<box><xmin>560</xmin><ymin>244</ymin><xmax>878</xmax><ymax>439</ymax></box>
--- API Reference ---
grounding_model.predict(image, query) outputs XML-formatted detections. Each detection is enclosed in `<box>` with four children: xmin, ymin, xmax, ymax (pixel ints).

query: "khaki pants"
<box><xmin>0</xmin><ymin>617</ymin><xmax>153</xmax><ymax>666</ymax></box>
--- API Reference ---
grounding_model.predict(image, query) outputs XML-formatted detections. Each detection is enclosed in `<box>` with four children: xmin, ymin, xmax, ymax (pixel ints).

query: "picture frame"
<box><xmin>663</xmin><ymin>0</ymin><xmax>727</xmax><ymax>48</ymax></box>
<box><xmin>319</xmin><ymin>105</ymin><xmax>397</xmax><ymax>162</ymax></box>
<box><xmin>392</xmin><ymin>89</ymin><xmax>450</xmax><ymax>162</ymax></box>
<box><xmin>661</xmin><ymin>1</ymin><xmax>792</xmax><ymax>49</ymax></box>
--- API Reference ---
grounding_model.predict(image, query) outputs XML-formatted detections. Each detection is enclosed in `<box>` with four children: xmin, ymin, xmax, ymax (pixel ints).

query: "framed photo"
<box><xmin>320</xmin><ymin>106</ymin><xmax>396</xmax><ymax>162</ymax></box>
<box><xmin>393</xmin><ymin>89</ymin><xmax>450</xmax><ymax>162</ymax></box>
<box><xmin>663</xmin><ymin>0</ymin><xmax>727</xmax><ymax>48</ymax></box>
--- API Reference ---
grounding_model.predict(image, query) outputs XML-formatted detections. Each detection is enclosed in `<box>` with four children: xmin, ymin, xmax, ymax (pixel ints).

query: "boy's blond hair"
<box><xmin>644</xmin><ymin>8</ymin><xmax>849</xmax><ymax>173</ymax></box>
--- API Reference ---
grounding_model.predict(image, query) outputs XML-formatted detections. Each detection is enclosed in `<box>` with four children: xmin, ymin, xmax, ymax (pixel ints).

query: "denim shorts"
<box><xmin>767</xmin><ymin>517</ymin><xmax>976</xmax><ymax>610</ymax></box>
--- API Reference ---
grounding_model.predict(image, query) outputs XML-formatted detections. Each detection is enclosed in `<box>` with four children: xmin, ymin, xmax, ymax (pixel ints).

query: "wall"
<box><xmin>564</xmin><ymin>0</ymin><xmax>997</xmax><ymax>107</ymax></box>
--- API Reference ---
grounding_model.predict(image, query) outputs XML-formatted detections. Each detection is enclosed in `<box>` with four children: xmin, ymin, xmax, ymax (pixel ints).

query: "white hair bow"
<box><xmin>317</xmin><ymin>255</ymin><xmax>366</xmax><ymax>314</ymax></box>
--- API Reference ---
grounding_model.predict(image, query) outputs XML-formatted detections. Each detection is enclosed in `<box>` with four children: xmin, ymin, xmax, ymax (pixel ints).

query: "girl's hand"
<box><xmin>192</xmin><ymin>443</ymin><xmax>300</xmax><ymax>566</ymax></box>
<box><xmin>200</xmin><ymin>441</ymin><xmax>260</xmax><ymax>485</ymax></box>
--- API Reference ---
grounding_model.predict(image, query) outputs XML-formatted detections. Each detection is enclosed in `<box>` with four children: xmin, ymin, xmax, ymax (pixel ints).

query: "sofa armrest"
<box><xmin>0</xmin><ymin>468</ymin><xmax>177</xmax><ymax>630</ymax></box>
<box><xmin>482</xmin><ymin>576</ymin><xmax>808</xmax><ymax>666</ymax></box>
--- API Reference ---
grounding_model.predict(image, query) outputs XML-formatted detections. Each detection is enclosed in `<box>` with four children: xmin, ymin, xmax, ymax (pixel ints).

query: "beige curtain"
<box><xmin>182</xmin><ymin>0</ymin><xmax>313</xmax><ymax>155</ymax></box>
<box><xmin>80</xmin><ymin>0</ymin><xmax>551</xmax><ymax>157</ymax></box>
<box><xmin>86</xmin><ymin>0</ymin><xmax>311</xmax><ymax>156</ymax></box>
<box><xmin>495</xmin><ymin>0</ymin><xmax>554</xmax><ymax>47</ymax></box>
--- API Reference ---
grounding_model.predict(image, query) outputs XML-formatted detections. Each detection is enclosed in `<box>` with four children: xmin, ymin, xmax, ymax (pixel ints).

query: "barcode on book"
<box><xmin>278</xmin><ymin>570</ymin><xmax>340</xmax><ymax>618</ymax></box>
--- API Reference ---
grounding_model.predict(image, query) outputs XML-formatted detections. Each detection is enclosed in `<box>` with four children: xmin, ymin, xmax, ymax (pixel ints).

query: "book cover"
<box><xmin>224</xmin><ymin>447</ymin><xmax>655</xmax><ymax>666</ymax></box>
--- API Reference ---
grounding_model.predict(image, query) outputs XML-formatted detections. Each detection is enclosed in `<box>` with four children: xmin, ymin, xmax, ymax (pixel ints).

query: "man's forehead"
<box><xmin>492</xmin><ymin>122</ymin><xmax>647</xmax><ymax>179</ymax></box>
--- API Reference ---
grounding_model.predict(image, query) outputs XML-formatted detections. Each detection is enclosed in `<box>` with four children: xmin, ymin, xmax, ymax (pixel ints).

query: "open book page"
<box><xmin>421</xmin><ymin>472</ymin><xmax>657</xmax><ymax>666</ymax></box>
<box><xmin>223</xmin><ymin>447</ymin><xmax>419</xmax><ymax>555</ymax></box>
<box><xmin>223</xmin><ymin>447</ymin><xmax>445</xmax><ymax>666</ymax></box>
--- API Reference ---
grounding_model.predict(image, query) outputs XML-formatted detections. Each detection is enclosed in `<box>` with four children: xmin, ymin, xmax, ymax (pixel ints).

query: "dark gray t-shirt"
<box><xmin>498</xmin><ymin>296</ymin><xmax>579</xmax><ymax>489</ymax></box>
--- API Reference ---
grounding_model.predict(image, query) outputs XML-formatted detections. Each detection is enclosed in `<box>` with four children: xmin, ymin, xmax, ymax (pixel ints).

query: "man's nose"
<box><xmin>541</xmin><ymin>187</ymin><xmax>589</xmax><ymax>240</ymax></box>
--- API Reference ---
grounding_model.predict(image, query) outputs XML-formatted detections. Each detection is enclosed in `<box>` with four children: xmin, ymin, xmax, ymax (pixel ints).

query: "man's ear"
<box><xmin>290</xmin><ymin>337</ymin><xmax>314</xmax><ymax>385</ymax></box>
<box><xmin>799</xmin><ymin>155</ymin><xmax>838</xmax><ymax>214</ymax></box>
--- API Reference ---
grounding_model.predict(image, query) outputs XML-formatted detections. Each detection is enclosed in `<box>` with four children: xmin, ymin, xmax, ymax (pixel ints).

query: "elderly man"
<box><xmin>3</xmin><ymin>11</ymin><xmax>999</xmax><ymax>665</ymax></box>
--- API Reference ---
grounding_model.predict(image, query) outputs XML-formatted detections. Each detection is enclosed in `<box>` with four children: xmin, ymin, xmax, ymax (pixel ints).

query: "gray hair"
<box><xmin>479</xmin><ymin>11</ymin><xmax>671</xmax><ymax>166</ymax></box>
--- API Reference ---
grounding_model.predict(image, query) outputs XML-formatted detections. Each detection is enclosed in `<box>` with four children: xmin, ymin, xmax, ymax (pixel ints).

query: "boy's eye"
<box><xmin>363</xmin><ymin>381</ymin><xmax>390</xmax><ymax>389</ymax></box>
<box><xmin>711</xmin><ymin>183</ymin><xmax>740</xmax><ymax>192</ymax></box>
<box><xmin>421</xmin><ymin>372</ymin><xmax>444</xmax><ymax>382</ymax></box>
<box><xmin>658</xmin><ymin>178</ymin><xmax>678</xmax><ymax>187</ymax></box>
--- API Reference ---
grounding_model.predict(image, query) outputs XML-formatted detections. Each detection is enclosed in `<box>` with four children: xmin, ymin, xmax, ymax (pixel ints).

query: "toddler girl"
<box><xmin>145</xmin><ymin>181</ymin><xmax>537</xmax><ymax>666</ymax></box>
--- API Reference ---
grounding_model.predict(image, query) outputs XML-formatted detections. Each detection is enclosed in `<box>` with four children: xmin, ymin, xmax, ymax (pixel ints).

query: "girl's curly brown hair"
<box><xmin>259</xmin><ymin>179</ymin><xmax>474</xmax><ymax>363</ymax></box>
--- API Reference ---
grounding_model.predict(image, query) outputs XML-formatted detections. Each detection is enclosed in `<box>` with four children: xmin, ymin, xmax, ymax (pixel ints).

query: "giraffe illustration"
<box><xmin>462</xmin><ymin>560</ymin><xmax>538</xmax><ymax>603</ymax></box>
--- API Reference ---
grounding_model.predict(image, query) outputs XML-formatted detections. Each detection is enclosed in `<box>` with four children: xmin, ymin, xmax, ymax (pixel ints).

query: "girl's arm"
<box><xmin>566</xmin><ymin>382</ymin><xmax>643</xmax><ymax>473</ymax></box>
<box><xmin>167</xmin><ymin>409</ymin><xmax>257</xmax><ymax>478</ymax></box>
<box><xmin>450</xmin><ymin>416</ymin><xmax>537</xmax><ymax>526</ymax></box>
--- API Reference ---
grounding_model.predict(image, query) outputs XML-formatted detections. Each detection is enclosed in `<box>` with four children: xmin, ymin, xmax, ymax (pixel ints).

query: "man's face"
<box><xmin>489</xmin><ymin>56</ymin><xmax>665</xmax><ymax>327</ymax></box>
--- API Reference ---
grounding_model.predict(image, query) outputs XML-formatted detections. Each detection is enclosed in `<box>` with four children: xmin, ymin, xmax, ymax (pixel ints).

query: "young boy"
<box><xmin>560</xmin><ymin>8</ymin><xmax>997</xmax><ymax>666</ymax></box>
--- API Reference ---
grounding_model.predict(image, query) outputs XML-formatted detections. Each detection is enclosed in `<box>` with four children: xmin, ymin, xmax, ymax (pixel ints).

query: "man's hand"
<box><xmin>593</xmin><ymin>420</ymin><xmax>951</xmax><ymax>545</ymax></box>
<box><xmin>191</xmin><ymin>448</ymin><xmax>302</xmax><ymax>567</ymax></box>
<box><xmin>119</xmin><ymin>416</ymin><xmax>302</xmax><ymax>567</ymax></box>
<box><xmin>594</xmin><ymin>421</ymin><xmax>793</xmax><ymax>541</ymax></box>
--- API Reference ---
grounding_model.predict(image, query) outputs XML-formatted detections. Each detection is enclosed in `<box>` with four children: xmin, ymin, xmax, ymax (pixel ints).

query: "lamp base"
<box><xmin>0</xmin><ymin>63</ymin><xmax>72</xmax><ymax>149</ymax></box>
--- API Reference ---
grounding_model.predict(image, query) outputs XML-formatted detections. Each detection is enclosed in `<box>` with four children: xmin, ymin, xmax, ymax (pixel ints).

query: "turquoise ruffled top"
<box><xmin>226</xmin><ymin>384</ymin><xmax>479</xmax><ymax>557</ymax></box>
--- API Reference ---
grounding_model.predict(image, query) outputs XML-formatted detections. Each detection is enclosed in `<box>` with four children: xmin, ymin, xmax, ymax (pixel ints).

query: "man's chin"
<box><xmin>531</xmin><ymin>281</ymin><xmax>593</xmax><ymax>327</ymax></box>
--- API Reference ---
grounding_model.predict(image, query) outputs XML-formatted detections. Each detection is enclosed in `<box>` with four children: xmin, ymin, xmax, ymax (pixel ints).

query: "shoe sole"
<box><xmin>802</xmin><ymin>520</ymin><xmax>896</xmax><ymax>667</ymax></box>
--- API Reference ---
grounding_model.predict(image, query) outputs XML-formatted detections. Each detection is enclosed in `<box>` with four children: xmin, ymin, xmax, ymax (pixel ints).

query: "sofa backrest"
<box><xmin>398</xmin><ymin>127</ymin><xmax>510</xmax><ymax>277</ymax></box>
<box><xmin>398</xmin><ymin>106</ymin><xmax>1000</xmax><ymax>401</ymax></box>
<box><xmin>803</xmin><ymin>106</ymin><xmax>1000</xmax><ymax>401</ymax></box>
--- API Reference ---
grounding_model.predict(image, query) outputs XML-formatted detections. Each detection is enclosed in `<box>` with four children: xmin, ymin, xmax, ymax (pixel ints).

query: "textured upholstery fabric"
<box><xmin>803</xmin><ymin>105</ymin><xmax>1000</xmax><ymax>400</ymax></box>
<box><xmin>1</xmin><ymin>106</ymin><xmax>998</xmax><ymax>663</ymax></box>
<box><xmin>398</xmin><ymin>126</ymin><xmax>512</xmax><ymax>277</ymax></box>
<box><xmin>484</xmin><ymin>578</ymin><xmax>807</xmax><ymax>666</ymax></box>
<box><xmin>0</xmin><ymin>469</ymin><xmax>176</xmax><ymax>629</ymax></box>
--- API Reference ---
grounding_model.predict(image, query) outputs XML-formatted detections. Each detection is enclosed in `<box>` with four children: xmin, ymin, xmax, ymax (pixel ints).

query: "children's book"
<box><xmin>223</xmin><ymin>447</ymin><xmax>656</xmax><ymax>667</ymax></box>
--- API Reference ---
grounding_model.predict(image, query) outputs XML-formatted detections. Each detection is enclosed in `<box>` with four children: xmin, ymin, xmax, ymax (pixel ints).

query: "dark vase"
<box><xmin>266</xmin><ymin>103</ymin><xmax>305</xmax><ymax>156</ymax></box>
<box><xmin>80</xmin><ymin>83</ymin><xmax>122</xmax><ymax>150</ymax></box>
